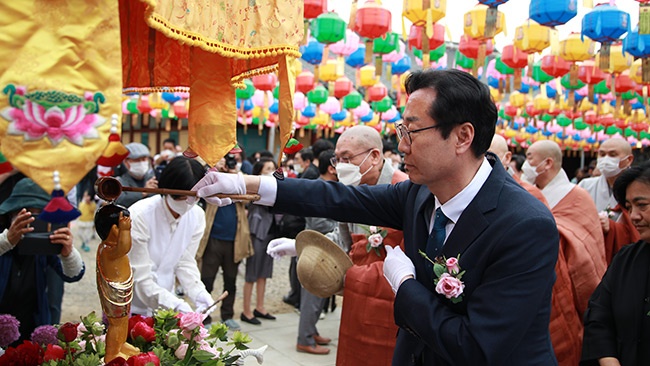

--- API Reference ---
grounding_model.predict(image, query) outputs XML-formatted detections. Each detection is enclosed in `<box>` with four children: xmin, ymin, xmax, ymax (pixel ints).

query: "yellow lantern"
<box><xmin>559</xmin><ymin>33</ymin><xmax>595</xmax><ymax>62</ymax></box>
<box><xmin>630</xmin><ymin>59</ymin><xmax>645</xmax><ymax>84</ymax></box>
<box><xmin>595</xmin><ymin>43</ymin><xmax>633</xmax><ymax>75</ymax></box>
<box><xmin>463</xmin><ymin>4</ymin><xmax>505</xmax><ymax>41</ymax></box>
<box><xmin>509</xmin><ymin>91</ymin><xmax>526</xmax><ymax>108</ymax></box>
<box><xmin>630</xmin><ymin>109</ymin><xmax>647</xmax><ymax>123</ymax></box>
<box><xmin>313</xmin><ymin>110</ymin><xmax>329</xmax><ymax>126</ymax></box>
<box><xmin>319</xmin><ymin>59</ymin><xmax>340</xmax><ymax>82</ymax></box>
<box><xmin>489</xmin><ymin>87</ymin><xmax>501</xmax><ymax>103</ymax></box>
<box><xmin>360</xmin><ymin>65</ymin><xmax>378</xmax><ymax>88</ymax></box>
<box><xmin>514</xmin><ymin>20</ymin><xmax>551</xmax><ymax>54</ymax></box>
<box><xmin>579</xmin><ymin>99</ymin><xmax>594</xmax><ymax>112</ymax></box>
<box><xmin>403</xmin><ymin>0</ymin><xmax>446</xmax><ymax>24</ymax></box>
<box><xmin>533</xmin><ymin>94</ymin><xmax>550</xmax><ymax>111</ymax></box>
<box><xmin>503</xmin><ymin>128</ymin><xmax>517</xmax><ymax>138</ymax></box>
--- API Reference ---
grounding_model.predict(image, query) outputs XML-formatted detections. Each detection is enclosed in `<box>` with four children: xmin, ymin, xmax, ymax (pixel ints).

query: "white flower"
<box><xmin>368</xmin><ymin>233</ymin><xmax>384</xmax><ymax>248</ymax></box>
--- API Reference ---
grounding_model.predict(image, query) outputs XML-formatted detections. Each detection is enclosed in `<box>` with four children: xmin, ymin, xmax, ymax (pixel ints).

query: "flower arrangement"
<box><xmin>419</xmin><ymin>251</ymin><xmax>466</xmax><ymax>304</ymax></box>
<box><xmin>360</xmin><ymin>225</ymin><xmax>388</xmax><ymax>256</ymax></box>
<box><xmin>0</xmin><ymin>310</ymin><xmax>266</xmax><ymax>366</ymax></box>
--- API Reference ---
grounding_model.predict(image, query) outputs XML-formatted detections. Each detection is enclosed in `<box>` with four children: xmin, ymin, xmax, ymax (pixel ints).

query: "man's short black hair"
<box><xmin>163</xmin><ymin>138</ymin><xmax>176</xmax><ymax>146</ymax></box>
<box><xmin>318</xmin><ymin>149</ymin><xmax>335</xmax><ymax>175</ymax></box>
<box><xmin>613</xmin><ymin>161</ymin><xmax>650</xmax><ymax>208</ymax></box>
<box><xmin>158</xmin><ymin>156</ymin><xmax>205</xmax><ymax>191</ymax></box>
<box><xmin>312</xmin><ymin>139</ymin><xmax>335</xmax><ymax>159</ymax></box>
<box><xmin>297</xmin><ymin>147</ymin><xmax>314</xmax><ymax>163</ymax></box>
<box><xmin>404</xmin><ymin>69</ymin><xmax>497</xmax><ymax>157</ymax></box>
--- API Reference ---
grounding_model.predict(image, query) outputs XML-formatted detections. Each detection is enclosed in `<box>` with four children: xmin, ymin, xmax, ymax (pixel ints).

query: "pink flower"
<box><xmin>369</xmin><ymin>226</ymin><xmax>378</xmax><ymax>233</ymax></box>
<box><xmin>445</xmin><ymin>257</ymin><xmax>460</xmax><ymax>274</ymax></box>
<box><xmin>198</xmin><ymin>340</ymin><xmax>220</xmax><ymax>357</ymax></box>
<box><xmin>367</xmin><ymin>233</ymin><xmax>384</xmax><ymax>248</ymax></box>
<box><xmin>179</xmin><ymin>312</ymin><xmax>206</xmax><ymax>331</ymax></box>
<box><xmin>435</xmin><ymin>273</ymin><xmax>465</xmax><ymax>299</ymax></box>
<box><xmin>175</xmin><ymin>343</ymin><xmax>188</xmax><ymax>359</ymax></box>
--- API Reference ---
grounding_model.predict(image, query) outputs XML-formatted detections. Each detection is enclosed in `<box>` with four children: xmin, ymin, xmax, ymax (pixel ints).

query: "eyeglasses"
<box><xmin>395</xmin><ymin>123</ymin><xmax>440</xmax><ymax>145</ymax></box>
<box><xmin>330</xmin><ymin>148</ymin><xmax>373</xmax><ymax>167</ymax></box>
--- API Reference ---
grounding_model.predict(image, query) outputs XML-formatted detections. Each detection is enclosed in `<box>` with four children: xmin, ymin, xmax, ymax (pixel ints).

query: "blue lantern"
<box><xmin>517</xmin><ymin>82</ymin><xmax>530</xmax><ymax>94</ymax></box>
<box><xmin>236</xmin><ymin>98</ymin><xmax>254</xmax><ymax>111</ymax></box>
<box><xmin>512</xmin><ymin>121</ymin><xmax>521</xmax><ymax>130</ymax></box>
<box><xmin>478</xmin><ymin>0</ymin><xmax>508</xmax><ymax>5</ymax></box>
<box><xmin>572</xmin><ymin>133</ymin><xmax>582</xmax><ymax>141</ymax></box>
<box><xmin>360</xmin><ymin>111</ymin><xmax>374</xmax><ymax>123</ymax></box>
<box><xmin>331</xmin><ymin>110</ymin><xmax>347</xmax><ymax>122</ymax></box>
<box><xmin>530</xmin><ymin>0</ymin><xmax>577</xmax><ymax>26</ymax></box>
<box><xmin>525</xmin><ymin>125</ymin><xmax>539</xmax><ymax>134</ymax></box>
<box><xmin>546</xmin><ymin>85</ymin><xmax>557</xmax><ymax>98</ymax></box>
<box><xmin>582</xmin><ymin>4</ymin><xmax>630</xmax><ymax>44</ymax></box>
<box><xmin>541</xmin><ymin>129</ymin><xmax>553</xmax><ymax>137</ymax></box>
<box><xmin>302</xmin><ymin>104</ymin><xmax>317</xmax><ymax>118</ymax></box>
<box><xmin>587</xmin><ymin>136</ymin><xmax>597</xmax><ymax>144</ymax></box>
<box><xmin>269</xmin><ymin>99</ymin><xmax>279</xmax><ymax>114</ymax></box>
<box><xmin>162</xmin><ymin>92</ymin><xmax>181</xmax><ymax>104</ymax></box>
<box><xmin>632</xmin><ymin>101</ymin><xmax>645</xmax><ymax>110</ymax></box>
<box><xmin>487</xmin><ymin>76</ymin><xmax>500</xmax><ymax>89</ymax></box>
<box><xmin>623</xmin><ymin>27</ymin><xmax>650</xmax><ymax>58</ymax></box>
<box><xmin>387</xmin><ymin>111</ymin><xmax>401</xmax><ymax>123</ymax></box>
<box><xmin>556</xmin><ymin>131</ymin><xmax>568</xmax><ymax>140</ymax></box>
<box><xmin>391</xmin><ymin>56</ymin><xmax>411</xmax><ymax>75</ymax></box>
<box><xmin>300</xmin><ymin>39</ymin><xmax>325</xmax><ymax>65</ymax></box>
<box><xmin>346</xmin><ymin>45</ymin><xmax>366</xmax><ymax>68</ymax></box>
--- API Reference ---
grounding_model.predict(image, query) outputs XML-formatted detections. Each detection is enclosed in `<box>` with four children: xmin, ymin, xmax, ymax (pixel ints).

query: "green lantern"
<box><xmin>624</xmin><ymin>127</ymin><xmax>638</xmax><ymax>138</ymax></box>
<box><xmin>556</xmin><ymin>114</ymin><xmax>572</xmax><ymax>127</ymax></box>
<box><xmin>252</xmin><ymin>117</ymin><xmax>260</xmax><ymax>125</ymax></box>
<box><xmin>606</xmin><ymin>125</ymin><xmax>622</xmax><ymax>135</ymax></box>
<box><xmin>495</xmin><ymin>57</ymin><xmax>514</xmax><ymax>75</ymax></box>
<box><xmin>236</xmin><ymin>79</ymin><xmax>255</xmax><ymax>99</ymax></box>
<box><xmin>161</xmin><ymin>108</ymin><xmax>169</xmax><ymax>119</ymax></box>
<box><xmin>307</xmin><ymin>85</ymin><xmax>328</xmax><ymax>105</ymax></box>
<box><xmin>127</xmin><ymin>99</ymin><xmax>139</xmax><ymax>114</ymax></box>
<box><xmin>342</xmin><ymin>90</ymin><xmax>362</xmax><ymax>109</ymax></box>
<box><xmin>593</xmin><ymin>80</ymin><xmax>610</xmax><ymax>95</ymax></box>
<box><xmin>574</xmin><ymin>118</ymin><xmax>588</xmax><ymax>130</ymax></box>
<box><xmin>414</xmin><ymin>44</ymin><xmax>446</xmax><ymax>62</ymax></box>
<box><xmin>621</xmin><ymin>90</ymin><xmax>639</xmax><ymax>101</ymax></box>
<box><xmin>311</xmin><ymin>12</ymin><xmax>347</xmax><ymax>44</ymax></box>
<box><xmin>273</xmin><ymin>85</ymin><xmax>280</xmax><ymax>99</ymax></box>
<box><xmin>641</xmin><ymin>130</ymin><xmax>650</xmax><ymax>139</ymax></box>
<box><xmin>373</xmin><ymin>32</ymin><xmax>400</xmax><ymax>54</ymax></box>
<box><xmin>561</xmin><ymin>75</ymin><xmax>585</xmax><ymax>90</ymax></box>
<box><xmin>498</xmin><ymin>108</ymin><xmax>512</xmax><ymax>121</ymax></box>
<box><xmin>455</xmin><ymin>50</ymin><xmax>475</xmax><ymax>69</ymax></box>
<box><xmin>592</xmin><ymin>124</ymin><xmax>604</xmax><ymax>132</ymax></box>
<box><xmin>540</xmin><ymin>114</ymin><xmax>553</xmax><ymax>122</ymax></box>
<box><xmin>531</xmin><ymin>61</ymin><xmax>553</xmax><ymax>84</ymax></box>
<box><xmin>372</xmin><ymin>96</ymin><xmax>393</xmax><ymax>113</ymax></box>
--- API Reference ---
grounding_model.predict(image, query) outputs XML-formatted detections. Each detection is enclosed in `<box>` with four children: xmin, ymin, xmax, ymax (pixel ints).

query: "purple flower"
<box><xmin>31</xmin><ymin>325</ymin><xmax>59</xmax><ymax>346</ymax></box>
<box><xmin>0</xmin><ymin>314</ymin><xmax>20</xmax><ymax>347</ymax></box>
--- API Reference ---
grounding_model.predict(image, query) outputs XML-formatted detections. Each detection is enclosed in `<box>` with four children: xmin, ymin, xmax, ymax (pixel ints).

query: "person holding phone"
<box><xmin>0</xmin><ymin>178</ymin><xmax>84</xmax><ymax>342</ymax></box>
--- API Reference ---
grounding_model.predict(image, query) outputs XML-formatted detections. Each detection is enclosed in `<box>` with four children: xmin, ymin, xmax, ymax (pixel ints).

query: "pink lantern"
<box><xmin>321</xmin><ymin>96</ymin><xmax>342</xmax><ymax>114</ymax></box>
<box><xmin>547</xmin><ymin>123</ymin><xmax>563</xmax><ymax>133</ymax></box>
<box><xmin>330</xmin><ymin>30</ymin><xmax>360</xmax><ymax>56</ymax></box>
<box><xmin>294</xmin><ymin>92</ymin><xmax>307</xmax><ymax>110</ymax></box>
<box><xmin>252</xmin><ymin>90</ymin><xmax>274</xmax><ymax>108</ymax></box>
<box><xmin>296</xmin><ymin>116</ymin><xmax>311</xmax><ymax>126</ymax></box>
<box><xmin>237</xmin><ymin>116</ymin><xmax>253</xmax><ymax>125</ymax></box>
<box><xmin>353</xmin><ymin>101</ymin><xmax>371</xmax><ymax>117</ymax></box>
<box><xmin>173</xmin><ymin>101</ymin><xmax>188</xmax><ymax>119</ymax></box>
<box><xmin>382</xmin><ymin>41</ymin><xmax>406</xmax><ymax>63</ymax></box>
<box><xmin>122</xmin><ymin>99</ymin><xmax>131</xmax><ymax>115</ymax></box>
<box><xmin>381</xmin><ymin>106</ymin><xmax>398</xmax><ymax>121</ymax></box>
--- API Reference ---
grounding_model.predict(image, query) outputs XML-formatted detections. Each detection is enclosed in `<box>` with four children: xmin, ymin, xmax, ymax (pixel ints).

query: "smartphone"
<box><xmin>17</xmin><ymin>218</ymin><xmax>67</xmax><ymax>255</ymax></box>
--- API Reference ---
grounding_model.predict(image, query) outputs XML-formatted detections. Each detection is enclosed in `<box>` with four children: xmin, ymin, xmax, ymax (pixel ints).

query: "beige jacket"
<box><xmin>196</xmin><ymin>202</ymin><xmax>253</xmax><ymax>267</ymax></box>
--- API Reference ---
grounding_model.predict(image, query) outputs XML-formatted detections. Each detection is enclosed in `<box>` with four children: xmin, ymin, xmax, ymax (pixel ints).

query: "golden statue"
<box><xmin>96</xmin><ymin>206</ymin><xmax>140</xmax><ymax>362</ymax></box>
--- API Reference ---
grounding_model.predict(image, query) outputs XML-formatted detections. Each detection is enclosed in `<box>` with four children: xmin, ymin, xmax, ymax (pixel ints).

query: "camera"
<box><xmin>225</xmin><ymin>154</ymin><xmax>237</xmax><ymax>170</ymax></box>
<box><xmin>18</xmin><ymin>218</ymin><xmax>67</xmax><ymax>255</ymax></box>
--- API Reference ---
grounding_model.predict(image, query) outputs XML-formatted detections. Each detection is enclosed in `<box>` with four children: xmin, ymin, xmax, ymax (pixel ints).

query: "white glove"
<box><xmin>195</xmin><ymin>292</ymin><xmax>215</xmax><ymax>314</ymax></box>
<box><xmin>191</xmin><ymin>171</ymin><xmax>246</xmax><ymax>206</ymax></box>
<box><xmin>383</xmin><ymin>246</ymin><xmax>415</xmax><ymax>294</ymax></box>
<box><xmin>175</xmin><ymin>301</ymin><xmax>193</xmax><ymax>314</ymax></box>
<box><xmin>266</xmin><ymin>238</ymin><xmax>297</xmax><ymax>259</ymax></box>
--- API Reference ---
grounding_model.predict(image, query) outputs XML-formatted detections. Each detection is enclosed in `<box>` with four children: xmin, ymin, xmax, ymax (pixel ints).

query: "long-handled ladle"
<box><xmin>94</xmin><ymin>176</ymin><xmax>260</xmax><ymax>202</ymax></box>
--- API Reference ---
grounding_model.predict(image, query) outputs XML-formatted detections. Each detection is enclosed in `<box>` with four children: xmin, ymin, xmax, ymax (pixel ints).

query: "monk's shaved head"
<box><xmin>600</xmin><ymin>138</ymin><xmax>632</xmax><ymax>156</ymax></box>
<box><xmin>489</xmin><ymin>135</ymin><xmax>509</xmax><ymax>157</ymax></box>
<box><xmin>338</xmin><ymin>125</ymin><xmax>383</xmax><ymax>151</ymax></box>
<box><xmin>530</xmin><ymin>140</ymin><xmax>562</xmax><ymax>165</ymax></box>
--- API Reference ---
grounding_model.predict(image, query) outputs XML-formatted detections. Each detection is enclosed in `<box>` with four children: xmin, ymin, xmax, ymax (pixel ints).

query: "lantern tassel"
<box><xmin>569</xmin><ymin>63</ymin><xmax>579</xmax><ymax>88</ymax></box>
<box><xmin>599</xmin><ymin>43</ymin><xmax>611</xmax><ymax>71</ymax></box>
<box><xmin>514</xmin><ymin>69</ymin><xmax>522</xmax><ymax>91</ymax></box>
<box><xmin>643</xmin><ymin>58</ymin><xmax>650</xmax><ymax>84</ymax></box>
<box><xmin>348</xmin><ymin>0</ymin><xmax>358</xmax><ymax>30</ymax></box>
<box><xmin>302</xmin><ymin>20</ymin><xmax>309</xmax><ymax>45</ymax></box>
<box><xmin>375</xmin><ymin>56</ymin><xmax>383</xmax><ymax>77</ymax></box>
<box><xmin>477</xmin><ymin>43</ymin><xmax>486</xmax><ymax>69</ymax></box>
<box><xmin>364</xmin><ymin>39</ymin><xmax>373</xmax><ymax>64</ymax></box>
<box><xmin>641</xmin><ymin>4</ymin><xmax>650</xmax><ymax>35</ymax></box>
<box><xmin>97</xmin><ymin>114</ymin><xmax>129</xmax><ymax>167</ymax></box>
<box><xmin>527</xmin><ymin>54</ymin><xmax>535</xmax><ymax>77</ymax></box>
<box><xmin>485</xmin><ymin>6</ymin><xmax>498</xmax><ymax>39</ymax></box>
<box><xmin>644</xmin><ymin>86</ymin><xmax>649</xmax><ymax>114</ymax></box>
<box><xmin>422</xmin><ymin>33</ymin><xmax>431</xmax><ymax>70</ymax></box>
<box><xmin>588</xmin><ymin>84</ymin><xmax>595</xmax><ymax>102</ymax></box>
<box><xmin>38</xmin><ymin>171</ymin><xmax>81</xmax><ymax>224</ymax></box>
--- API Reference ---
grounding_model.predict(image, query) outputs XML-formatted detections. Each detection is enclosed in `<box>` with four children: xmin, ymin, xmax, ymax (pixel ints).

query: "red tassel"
<box><xmin>0</xmin><ymin>152</ymin><xmax>13</xmax><ymax>175</ymax></box>
<box><xmin>37</xmin><ymin>171</ymin><xmax>80</xmax><ymax>224</ymax></box>
<box><xmin>97</xmin><ymin>114</ymin><xmax>128</xmax><ymax>167</ymax></box>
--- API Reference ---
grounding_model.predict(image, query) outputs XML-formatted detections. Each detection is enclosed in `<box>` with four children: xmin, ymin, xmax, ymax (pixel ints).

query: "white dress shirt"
<box><xmin>128</xmin><ymin>195</ymin><xmax>207</xmax><ymax>315</ymax></box>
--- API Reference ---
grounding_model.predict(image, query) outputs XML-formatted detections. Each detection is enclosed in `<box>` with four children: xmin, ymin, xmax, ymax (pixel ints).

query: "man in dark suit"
<box><xmin>191</xmin><ymin>69</ymin><xmax>560</xmax><ymax>365</ymax></box>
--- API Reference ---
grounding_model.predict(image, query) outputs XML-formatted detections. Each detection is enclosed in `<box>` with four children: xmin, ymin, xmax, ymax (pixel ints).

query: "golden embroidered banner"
<box><xmin>0</xmin><ymin>0</ymin><xmax>122</xmax><ymax>193</ymax></box>
<box><xmin>121</xmin><ymin>0</ymin><xmax>302</xmax><ymax>166</ymax></box>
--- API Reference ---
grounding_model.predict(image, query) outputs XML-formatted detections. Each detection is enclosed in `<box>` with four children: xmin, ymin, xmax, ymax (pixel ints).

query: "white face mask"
<box><xmin>128</xmin><ymin>161</ymin><xmax>150</xmax><ymax>179</ymax></box>
<box><xmin>293</xmin><ymin>164</ymin><xmax>304</xmax><ymax>174</ymax></box>
<box><xmin>597</xmin><ymin>156</ymin><xmax>626</xmax><ymax>178</ymax></box>
<box><xmin>165</xmin><ymin>195</ymin><xmax>195</xmax><ymax>216</ymax></box>
<box><xmin>336</xmin><ymin>151</ymin><xmax>372</xmax><ymax>186</ymax></box>
<box><xmin>521</xmin><ymin>160</ymin><xmax>540</xmax><ymax>184</ymax></box>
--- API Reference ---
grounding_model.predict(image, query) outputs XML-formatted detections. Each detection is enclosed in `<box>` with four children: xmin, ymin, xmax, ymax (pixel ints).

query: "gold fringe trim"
<box><xmin>122</xmin><ymin>86</ymin><xmax>190</xmax><ymax>94</ymax></box>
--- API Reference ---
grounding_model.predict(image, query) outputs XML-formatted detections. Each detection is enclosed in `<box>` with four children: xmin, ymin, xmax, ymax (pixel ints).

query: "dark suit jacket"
<box><xmin>273</xmin><ymin>155</ymin><xmax>559</xmax><ymax>365</ymax></box>
<box><xmin>581</xmin><ymin>241</ymin><xmax>650</xmax><ymax>366</ymax></box>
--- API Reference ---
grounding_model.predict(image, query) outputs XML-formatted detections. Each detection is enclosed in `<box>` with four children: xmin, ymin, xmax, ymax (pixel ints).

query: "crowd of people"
<box><xmin>0</xmin><ymin>69</ymin><xmax>648</xmax><ymax>366</ymax></box>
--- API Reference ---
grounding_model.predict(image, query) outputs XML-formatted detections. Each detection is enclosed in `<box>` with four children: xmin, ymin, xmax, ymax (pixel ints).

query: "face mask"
<box><xmin>165</xmin><ymin>195</ymin><xmax>195</xmax><ymax>216</ymax></box>
<box><xmin>521</xmin><ymin>160</ymin><xmax>540</xmax><ymax>185</ymax></box>
<box><xmin>293</xmin><ymin>164</ymin><xmax>304</xmax><ymax>174</ymax></box>
<box><xmin>262</xmin><ymin>172</ymin><xmax>274</xmax><ymax>177</ymax></box>
<box><xmin>336</xmin><ymin>152</ymin><xmax>372</xmax><ymax>186</ymax></box>
<box><xmin>235</xmin><ymin>162</ymin><xmax>242</xmax><ymax>171</ymax></box>
<box><xmin>128</xmin><ymin>161</ymin><xmax>149</xmax><ymax>179</ymax></box>
<box><xmin>597</xmin><ymin>156</ymin><xmax>625</xmax><ymax>178</ymax></box>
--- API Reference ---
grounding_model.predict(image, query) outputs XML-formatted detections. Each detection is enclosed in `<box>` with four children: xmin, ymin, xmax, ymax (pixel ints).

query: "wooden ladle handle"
<box><xmin>95</xmin><ymin>176</ymin><xmax>260</xmax><ymax>202</ymax></box>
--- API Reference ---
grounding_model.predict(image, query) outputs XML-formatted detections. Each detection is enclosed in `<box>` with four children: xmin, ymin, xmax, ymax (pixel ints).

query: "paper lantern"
<box><xmin>559</xmin><ymin>33</ymin><xmax>596</xmax><ymax>62</ymax></box>
<box><xmin>407</xmin><ymin>24</ymin><xmax>445</xmax><ymax>56</ymax></box>
<box><xmin>330</xmin><ymin>30</ymin><xmax>360</xmax><ymax>57</ymax></box>
<box><xmin>359</xmin><ymin>65</ymin><xmax>378</xmax><ymax>87</ymax></box>
<box><xmin>373</xmin><ymin>32</ymin><xmax>401</xmax><ymax>54</ymax></box>
<box><xmin>459</xmin><ymin>35</ymin><xmax>494</xmax><ymax>59</ymax></box>
<box><xmin>624</xmin><ymin>27</ymin><xmax>650</xmax><ymax>83</ymax></box>
<box><xmin>595</xmin><ymin>42</ymin><xmax>633</xmax><ymax>75</ymax></box>
<box><xmin>304</xmin><ymin>0</ymin><xmax>327</xmax><ymax>19</ymax></box>
<box><xmin>296</xmin><ymin>71</ymin><xmax>316</xmax><ymax>94</ymax></box>
<box><xmin>307</xmin><ymin>85</ymin><xmax>328</xmax><ymax>105</ymax></box>
<box><xmin>540</xmin><ymin>55</ymin><xmax>571</xmax><ymax>78</ymax></box>
<box><xmin>414</xmin><ymin>45</ymin><xmax>446</xmax><ymax>62</ymax></box>
<box><xmin>300</xmin><ymin>39</ymin><xmax>325</xmax><ymax>65</ymax></box>
<box><xmin>294</xmin><ymin>92</ymin><xmax>307</xmax><ymax>110</ymax></box>
<box><xmin>531</xmin><ymin>61</ymin><xmax>554</xmax><ymax>84</ymax></box>
<box><xmin>311</xmin><ymin>12</ymin><xmax>347</xmax><ymax>44</ymax></box>
<box><xmin>582</xmin><ymin>4</ymin><xmax>631</xmax><ymax>70</ymax></box>
<box><xmin>606</xmin><ymin>70</ymin><xmax>636</xmax><ymax>94</ymax></box>
<box><xmin>252</xmin><ymin>74</ymin><xmax>277</xmax><ymax>92</ymax></box>
<box><xmin>345</xmin><ymin>45</ymin><xmax>367</xmax><ymax>68</ymax></box>
<box><xmin>372</xmin><ymin>96</ymin><xmax>393</xmax><ymax>113</ymax></box>
<box><xmin>366</xmin><ymin>83</ymin><xmax>388</xmax><ymax>102</ymax></box>
<box><xmin>319</xmin><ymin>59</ymin><xmax>340</xmax><ymax>82</ymax></box>
<box><xmin>455</xmin><ymin>50</ymin><xmax>475</xmax><ymax>70</ymax></box>
<box><xmin>403</xmin><ymin>0</ymin><xmax>446</xmax><ymax>25</ymax></box>
<box><xmin>334</xmin><ymin>77</ymin><xmax>353</xmax><ymax>99</ymax></box>
<box><xmin>343</xmin><ymin>90</ymin><xmax>363</xmax><ymax>109</ymax></box>
<box><xmin>354</xmin><ymin>0</ymin><xmax>391</xmax><ymax>63</ymax></box>
<box><xmin>578</xmin><ymin>60</ymin><xmax>607</xmax><ymax>100</ymax></box>
<box><xmin>320</xmin><ymin>96</ymin><xmax>341</xmax><ymax>115</ymax></box>
<box><xmin>514</xmin><ymin>20</ymin><xmax>551</xmax><ymax>54</ymax></box>
<box><xmin>501</xmin><ymin>45</ymin><xmax>529</xmax><ymax>89</ymax></box>
<box><xmin>463</xmin><ymin>4</ymin><xmax>505</xmax><ymax>41</ymax></box>
<box><xmin>391</xmin><ymin>56</ymin><xmax>412</xmax><ymax>75</ymax></box>
<box><xmin>529</xmin><ymin>0</ymin><xmax>577</xmax><ymax>26</ymax></box>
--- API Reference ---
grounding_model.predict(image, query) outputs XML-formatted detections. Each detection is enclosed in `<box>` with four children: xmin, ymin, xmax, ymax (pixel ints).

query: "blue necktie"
<box><xmin>426</xmin><ymin>208</ymin><xmax>449</xmax><ymax>260</ymax></box>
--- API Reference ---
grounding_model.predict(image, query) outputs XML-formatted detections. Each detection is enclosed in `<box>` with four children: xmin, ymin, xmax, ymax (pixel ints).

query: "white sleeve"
<box><xmin>59</xmin><ymin>248</ymin><xmax>84</xmax><ymax>277</ymax></box>
<box><xmin>254</xmin><ymin>175</ymin><xmax>278</xmax><ymax>206</ymax></box>
<box><xmin>129</xmin><ymin>214</ymin><xmax>184</xmax><ymax>312</ymax></box>
<box><xmin>0</xmin><ymin>230</ymin><xmax>14</xmax><ymax>256</ymax></box>
<box><xmin>176</xmin><ymin>209</ymin><xmax>209</xmax><ymax>303</ymax></box>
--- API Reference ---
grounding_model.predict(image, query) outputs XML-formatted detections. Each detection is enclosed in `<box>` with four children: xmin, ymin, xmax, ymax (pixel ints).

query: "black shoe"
<box><xmin>254</xmin><ymin>309</ymin><xmax>276</xmax><ymax>320</ymax></box>
<box><xmin>240</xmin><ymin>313</ymin><xmax>261</xmax><ymax>325</ymax></box>
<box><xmin>282</xmin><ymin>295</ymin><xmax>299</xmax><ymax>307</ymax></box>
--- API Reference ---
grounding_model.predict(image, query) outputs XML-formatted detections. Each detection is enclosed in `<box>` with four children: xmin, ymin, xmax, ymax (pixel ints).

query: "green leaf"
<box><xmin>456</xmin><ymin>270</ymin><xmax>466</xmax><ymax>280</ymax></box>
<box><xmin>374</xmin><ymin>247</ymin><xmax>382</xmax><ymax>257</ymax></box>
<box><xmin>193</xmin><ymin>350</ymin><xmax>217</xmax><ymax>362</ymax></box>
<box><xmin>72</xmin><ymin>353</ymin><xmax>102</xmax><ymax>366</ymax></box>
<box><xmin>433</xmin><ymin>263</ymin><xmax>446</xmax><ymax>278</ymax></box>
<box><xmin>380</xmin><ymin>230</ymin><xmax>388</xmax><ymax>238</ymax></box>
<box><xmin>366</xmin><ymin>242</ymin><xmax>372</xmax><ymax>253</ymax></box>
<box><xmin>450</xmin><ymin>296</ymin><xmax>463</xmax><ymax>304</ymax></box>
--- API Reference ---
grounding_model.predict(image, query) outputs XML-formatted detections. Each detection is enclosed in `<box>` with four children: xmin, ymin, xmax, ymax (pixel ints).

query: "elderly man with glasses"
<box><xmin>190</xmin><ymin>69</ymin><xmax>559</xmax><ymax>365</ymax></box>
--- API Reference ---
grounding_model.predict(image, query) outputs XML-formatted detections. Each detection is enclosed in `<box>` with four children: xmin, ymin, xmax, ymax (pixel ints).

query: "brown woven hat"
<box><xmin>295</xmin><ymin>229</ymin><xmax>353</xmax><ymax>298</ymax></box>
